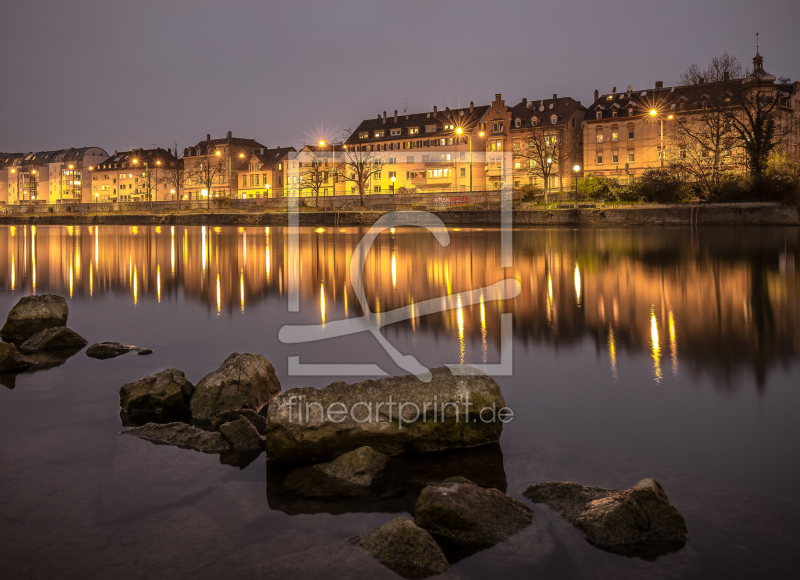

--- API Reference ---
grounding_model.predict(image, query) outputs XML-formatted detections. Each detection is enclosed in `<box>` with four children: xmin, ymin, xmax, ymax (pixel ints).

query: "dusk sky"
<box><xmin>1</xmin><ymin>0</ymin><xmax>797</xmax><ymax>155</ymax></box>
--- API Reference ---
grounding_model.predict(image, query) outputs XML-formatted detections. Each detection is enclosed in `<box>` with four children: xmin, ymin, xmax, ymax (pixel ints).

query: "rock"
<box><xmin>119</xmin><ymin>368</ymin><xmax>195</xmax><ymax>414</ymax></box>
<box><xmin>136</xmin><ymin>348</ymin><xmax>154</xmax><ymax>355</ymax></box>
<box><xmin>86</xmin><ymin>341</ymin><xmax>140</xmax><ymax>359</ymax></box>
<box><xmin>350</xmin><ymin>517</ymin><xmax>450</xmax><ymax>578</ymax></box>
<box><xmin>211</xmin><ymin>409</ymin><xmax>268</xmax><ymax>436</ymax></box>
<box><xmin>19</xmin><ymin>326</ymin><xmax>88</xmax><ymax>352</ymax></box>
<box><xmin>218</xmin><ymin>418</ymin><xmax>264</xmax><ymax>450</ymax></box>
<box><xmin>315</xmin><ymin>446</ymin><xmax>388</xmax><ymax>486</ymax></box>
<box><xmin>523</xmin><ymin>478</ymin><xmax>688</xmax><ymax>549</ymax></box>
<box><xmin>266</xmin><ymin>366</ymin><xmax>506</xmax><ymax>461</ymax></box>
<box><xmin>0</xmin><ymin>342</ymin><xmax>37</xmax><ymax>373</ymax></box>
<box><xmin>122</xmin><ymin>422</ymin><xmax>230</xmax><ymax>452</ymax></box>
<box><xmin>189</xmin><ymin>353</ymin><xmax>281</xmax><ymax>420</ymax></box>
<box><xmin>267</xmin><ymin>443</ymin><xmax>508</xmax><ymax>516</ymax></box>
<box><xmin>414</xmin><ymin>477</ymin><xmax>532</xmax><ymax>549</ymax></box>
<box><xmin>0</xmin><ymin>294</ymin><xmax>69</xmax><ymax>344</ymax></box>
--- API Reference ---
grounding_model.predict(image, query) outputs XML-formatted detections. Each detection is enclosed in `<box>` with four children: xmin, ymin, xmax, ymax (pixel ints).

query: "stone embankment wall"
<box><xmin>0</xmin><ymin>204</ymin><xmax>797</xmax><ymax>227</ymax></box>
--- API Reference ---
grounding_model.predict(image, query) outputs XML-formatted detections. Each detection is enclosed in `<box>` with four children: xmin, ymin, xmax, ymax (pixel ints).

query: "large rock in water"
<box><xmin>414</xmin><ymin>477</ymin><xmax>532</xmax><ymax>547</ymax></box>
<box><xmin>0</xmin><ymin>342</ymin><xmax>37</xmax><ymax>373</ymax></box>
<box><xmin>19</xmin><ymin>327</ymin><xmax>88</xmax><ymax>352</ymax></box>
<box><xmin>349</xmin><ymin>517</ymin><xmax>450</xmax><ymax>578</ymax></box>
<box><xmin>523</xmin><ymin>478</ymin><xmax>688</xmax><ymax>549</ymax></box>
<box><xmin>189</xmin><ymin>353</ymin><xmax>281</xmax><ymax>420</ymax></box>
<box><xmin>122</xmin><ymin>422</ymin><xmax>230</xmax><ymax>452</ymax></box>
<box><xmin>218</xmin><ymin>418</ymin><xmax>264</xmax><ymax>450</ymax></box>
<box><xmin>120</xmin><ymin>368</ymin><xmax>195</xmax><ymax>413</ymax></box>
<box><xmin>265</xmin><ymin>366</ymin><xmax>506</xmax><ymax>461</ymax></box>
<box><xmin>86</xmin><ymin>342</ymin><xmax>142</xmax><ymax>359</ymax></box>
<box><xmin>315</xmin><ymin>446</ymin><xmax>388</xmax><ymax>486</ymax></box>
<box><xmin>1</xmin><ymin>295</ymin><xmax>69</xmax><ymax>344</ymax></box>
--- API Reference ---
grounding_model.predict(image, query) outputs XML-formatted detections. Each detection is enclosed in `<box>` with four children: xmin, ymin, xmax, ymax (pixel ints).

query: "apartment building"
<box><xmin>2</xmin><ymin>147</ymin><xmax>108</xmax><ymax>204</ymax></box>
<box><xmin>238</xmin><ymin>147</ymin><xmax>296</xmax><ymax>198</ymax></box>
<box><xmin>582</xmin><ymin>50</ymin><xmax>800</xmax><ymax>182</ymax></box>
<box><xmin>344</xmin><ymin>103</ymin><xmax>490</xmax><ymax>195</ymax></box>
<box><xmin>485</xmin><ymin>93</ymin><xmax>586</xmax><ymax>192</ymax></box>
<box><xmin>182</xmin><ymin>132</ymin><xmax>265</xmax><ymax>200</ymax></box>
<box><xmin>92</xmin><ymin>148</ymin><xmax>179</xmax><ymax>202</ymax></box>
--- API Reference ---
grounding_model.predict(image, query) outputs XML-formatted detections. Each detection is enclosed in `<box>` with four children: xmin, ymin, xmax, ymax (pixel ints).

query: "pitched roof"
<box><xmin>5</xmin><ymin>147</ymin><xmax>109</xmax><ymax>167</ymax></box>
<box><xmin>187</xmin><ymin>135</ymin><xmax>266</xmax><ymax>155</ymax></box>
<box><xmin>507</xmin><ymin>96</ymin><xmax>586</xmax><ymax>129</ymax></box>
<box><xmin>346</xmin><ymin>105</ymin><xmax>491</xmax><ymax>144</ymax></box>
<box><xmin>250</xmin><ymin>146</ymin><xmax>296</xmax><ymax>169</ymax></box>
<box><xmin>95</xmin><ymin>147</ymin><xmax>178</xmax><ymax>170</ymax></box>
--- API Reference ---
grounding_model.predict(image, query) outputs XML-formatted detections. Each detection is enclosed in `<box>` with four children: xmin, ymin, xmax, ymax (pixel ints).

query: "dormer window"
<box><xmin>359</xmin><ymin>132</ymin><xmax>369</xmax><ymax>139</ymax></box>
<box><xmin>374</xmin><ymin>130</ymin><xmax>384</xmax><ymax>138</ymax></box>
<box><xmin>550</xmin><ymin>115</ymin><xmax>557</xmax><ymax>124</ymax></box>
<box><xmin>515</xmin><ymin>118</ymin><xmax>522</xmax><ymax>128</ymax></box>
<box><xmin>531</xmin><ymin>118</ymin><xmax>538</xmax><ymax>126</ymax></box>
<box><xmin>612</xmin><ymin>111</ymin><xmax>618</xmax><ymax>118</ymax></box>
<box><xmin>596</xmin><ymin>111</ymin><xmax>602</xmax><ymax>119</ymax></box>
<box><xmin>390</xmin><ymin>128</ymin><xmax>401</xmax><ymax>136</ymax></box>
<box><xmin>408</xmin><ymin>127</ymin><xmax>419</xmax><ymax>135</ymax></box>
<box><xmin>628</xmin><ymin>108</ymin><xmax>633</xmax><ymax>116</ymax></box>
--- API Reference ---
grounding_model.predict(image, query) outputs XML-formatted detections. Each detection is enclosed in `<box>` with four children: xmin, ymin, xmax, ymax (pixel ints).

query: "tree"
<box><xmin>160</xmin><ymin>144</ymin><xmax>187</xmax><ymax>210</ymax></box>
<box><xmin>341</xmin><ymin>128</ymin><xmax>387</xmax><ymax>206</ymax></box>
<box><xmin>298</xmin><ymin>148</ymin><xmax>329</xmax><ymax>207</ymax></box>
<box><xmin>513</xmin><ymin>128</ymin><xmax>566</xmax><ymax>202</ymax></box>
<box><xmin>185</xmin><ymin>150</ymin><xmax>226</xmax><ymax>209</ymax></box>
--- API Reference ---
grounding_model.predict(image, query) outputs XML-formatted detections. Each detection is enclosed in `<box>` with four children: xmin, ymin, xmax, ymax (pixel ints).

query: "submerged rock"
<box><xmin>266</xmin><ymin>366</ymin><xmax>506</xmax><ymax>461</ymax></box>
<box><xmin>211</xmin><ymin>409</ymin><xmax>268</xmax><ymax>436</ymax></box>
<box><xmin>1</xmin><ymin>294</ymin><xmax>69</xmax><ymax>344</ymax></box>
<box><xmin>19</xmin><ymin>326</ymin><xmax>88</xmax><ymax>352</ymax></box>
<box><xmin>350</xmin><ymin>517</ymin><xmax>450</xmax><ymax>579</ymax></box>
<box><xmin>189</xmin><ymin>353</ymin><xmax>281</xmax><ymax>420</ymax></box>
<box><xmin>119</xmin><ymin>368</ymin><xmax>195</xmax><ymax>414</ymax></box>
<box><xmin>218</xmin><ymin>417</ymin><xmax>264</xmax><ymax>450</ymax></box>
<box><xmin>414</xmin><ymin>477</ymin><xmax>532</xmax><ymax>549</ymax></box>
<box><xmin>122</xmin><ymin>422</ymin><xmax>230</xmax><ymax>452</ymax></box>
<box><xmin>86</xmin><ymin>341</ymin><xmax>141</xmax><ymax>359</ymax></box>
<box><xmin>315</xmin><ymin>446</ymin><xmax>388</xmax><ymax>487</ymax></box>
<box><xmin>0</xmin><ymin>342</ymin><xmax>37</xmax><ymax>373</ymax></box>
<box><xmin>523</xmin><ymin>478</ymin><xmax>688</xmax><ymax>551</ymax></box>
<box><xmin>136</xmin><ymin>348</ymin><xmax>154</xmax><ymax>355</ymax></box>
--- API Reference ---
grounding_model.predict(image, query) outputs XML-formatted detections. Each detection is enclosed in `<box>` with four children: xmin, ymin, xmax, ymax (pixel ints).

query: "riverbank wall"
<box><xmin>0</xmin><ymin>203</ymin><xmax>796</xmax><ymax>227</ymax></box>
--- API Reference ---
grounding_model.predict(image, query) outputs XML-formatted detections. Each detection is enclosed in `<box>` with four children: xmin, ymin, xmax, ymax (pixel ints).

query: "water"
<box><xmin>0</xmin><ymin>224</ymin><xmax>799</xmax><ymax>579</ymax></box>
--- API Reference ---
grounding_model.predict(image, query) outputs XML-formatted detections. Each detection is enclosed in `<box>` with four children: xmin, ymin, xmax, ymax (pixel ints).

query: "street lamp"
<box><xmin>573</xmin><ymin>164</ymin><xmax>581</xmax><ymax>206</ymax></box>
<box><xmin>390</xmin><ymin>174</ymin><xmax>396</xmax><ymax>193</ymax></box>
<box><xmin>650</xmin><ymin>108</ymin><xmax>668</xmax><ymax>168</ymax></box>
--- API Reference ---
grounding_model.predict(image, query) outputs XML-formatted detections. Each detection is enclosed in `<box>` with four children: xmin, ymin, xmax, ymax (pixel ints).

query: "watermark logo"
<box><xmin>279</xmin><ymin>150</ymin><xmax>516</xmax><ymax>381</ymax></box>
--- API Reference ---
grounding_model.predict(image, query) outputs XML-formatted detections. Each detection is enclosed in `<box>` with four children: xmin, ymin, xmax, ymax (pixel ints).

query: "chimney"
<box><xmin>521</xmin><ymin>98</ymin><xmax>527</xmax><ymax>105</ymax></box>
<box><xmin>724</xmin><ymin>71</ymin><xmax>730</xmax><ymax>81</ymax></box>
<box><xmin>433</xmin><ymin>105</ymin><xmax>437</xmax><ymax>116</ymax></box>
<box><xmin>594</xmin><ymin>89</ymin><xmax>599</xmax><ymax>101</ymax></box>
<box><xmin>655</xmin><ymin>81</ymin><xmax>663</xmax><ymax>89</ymax></box>
<box><xmin>260</xmin><ymin>148</ymin><xmax>264</xmax><ymax>154</ymax></box>
<box><xmin>383</xmin><ymin>111</ymin><xmax>387</xmax><ymax>124</ymax></box>
<box><xmin>226</xmin><ymin>131</ymin><xmax>232</xmax><ymax>139</ymax></box>
<box><xmin>394</xmin><ymin>110</ymin><xmax>398</xmax><ymax>122</ymax></box>
<box><xmin>206</xmin><ymin>134</ymin><xmax>211</xmax><ymax>141</ymax></box>
<box><xmin>470</xmin><ymin>101</ymin><xmax>474</xmax><ymax>113</ymax></box>
<box><xmin>553</xmin><ymin>93</ymin><xmax>558</xmax><ymax>100</ymax></box>
<box><xmin>495</xmin><ymin>93</ymin><xmax>501</xmax><ymax>101</ymax></box>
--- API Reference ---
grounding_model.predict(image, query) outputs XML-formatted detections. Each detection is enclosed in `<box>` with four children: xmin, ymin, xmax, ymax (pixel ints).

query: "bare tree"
<box><xmin>513</xmin><ymin>128</ymin><xmax>566</xmax><ymax>202</ymax></box>
<box><xmin>185</xmin><ymin>150</ymin><xmax>227</xmax><ymax>210</ymax></box>
<box><xmin>298</xmin><ymin>148</ymin><xmax>329</xmax><ymax>207</ymax></box>
<box><xmin>160</xmin><ymin>144</ymin><xmax>187</xmax><ymax>209</ymax></box>
<box><xmin>340</xmin><ymin>128</ymin><xmax>387</xmax><ymax>206</ymax></box>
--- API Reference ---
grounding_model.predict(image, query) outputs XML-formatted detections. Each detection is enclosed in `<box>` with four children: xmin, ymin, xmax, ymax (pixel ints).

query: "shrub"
<box><xmin>628</xmin><ymin>169</ymin><xmax>691</xmax><ymax>203</ymax></box>
<box><xmin>519</xmin><ymin>184</ymin><xmax>544</xmax><ymax>202</ymax></box>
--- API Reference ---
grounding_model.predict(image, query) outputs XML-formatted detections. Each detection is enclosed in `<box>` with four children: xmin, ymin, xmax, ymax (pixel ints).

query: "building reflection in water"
<box><xmin>0</xmin><ymin>225</ymin><xmax>798</xmax><ymax>391</ymax></box>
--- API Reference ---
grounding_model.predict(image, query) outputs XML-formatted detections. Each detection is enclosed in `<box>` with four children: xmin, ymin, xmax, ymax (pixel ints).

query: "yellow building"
<box><xmin>182</xmin><ymin>132</ymin><xmax>265</xmax><ymax>201</ymax></box>
<box><xmin>238</xmin><ymin>147</ymin><xmax>296</xmax><ymax>198</ymax></box>
<box><xmin>92</xmin><ymin>148</ymin><xmax>178</xmax><ymax>202</ymax></box>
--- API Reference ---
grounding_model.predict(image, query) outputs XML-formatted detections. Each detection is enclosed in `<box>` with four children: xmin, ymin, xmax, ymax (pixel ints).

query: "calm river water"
<box><xmin>1</xmin><ymin>224</ymin><xmax>799</xmax><ymax>579</ymax></box>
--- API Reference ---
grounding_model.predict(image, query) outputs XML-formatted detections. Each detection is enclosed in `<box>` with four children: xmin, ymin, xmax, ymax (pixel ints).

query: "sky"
<box><xmin>1</xmin><ymin>0</ymin><xmax>798</xmax><ymax>155</ymax></box>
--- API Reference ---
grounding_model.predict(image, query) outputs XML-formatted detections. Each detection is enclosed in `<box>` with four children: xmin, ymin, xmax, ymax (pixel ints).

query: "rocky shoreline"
<box><xmin>0</xmin><ymin>203</ymin><xmax>797</xmax><ymax>227</ymax></box>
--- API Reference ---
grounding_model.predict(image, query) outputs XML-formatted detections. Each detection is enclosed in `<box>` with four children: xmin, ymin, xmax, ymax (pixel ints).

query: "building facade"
<box><xmin>3</xmin><ymin>148</ymin><xmax>108</xmax><ymax>204</ymax></box>
<box><xmin>92</xmin><ymin>148</ymin><xmax>179</xmax><ymax>202</ymax></box>
<box><xmin>238</xmin><ymin>147</ymin><xmax>296</xmax><ymax>198</ymax></box>
<box><xmin>182</xmin><ymin>132</ymin><xmax>265</xmax><ymax>201</ymax></box>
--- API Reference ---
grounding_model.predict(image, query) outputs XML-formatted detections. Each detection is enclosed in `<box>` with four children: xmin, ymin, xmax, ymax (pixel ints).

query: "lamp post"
<box><xmin>391</xmin><ymin>174</ymin><xmax>396</xmax><ymax>194</ymax></box>
<box><xmin>455</xmin><ymin>127</ymin><xmax>463</xmax><ymax>193</ymax></box>
<box><xmin>546</xmin><ymin>157</ymin><xmax>552</xmax><ymax>202</ymax></box>
<box><xmin>649</xmin><ymin>109</ymin><xmax>673</xmax><ymax>168</ymax></box>
<box><xmin>573</xmin><ymin>164</ymin><xmax>580</xmax><ymax>206</ymax></box>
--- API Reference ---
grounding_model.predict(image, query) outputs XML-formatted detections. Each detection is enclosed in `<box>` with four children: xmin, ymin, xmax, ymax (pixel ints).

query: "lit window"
<box><xmin>374</xmin><ymin>130</ymin><xmax>384</xmax><ymax>138</ymax></box>
<box><xmin>628</xmin><ymin>152</ymin><xmax>635</xmax><ymax>162</ymax></box>
<box><xmin>596</xmin><ymin>129</ymin><xmax>604</xmax><ymax>143</ymax></box>
<box><xmin>408</xmin><ymin>127</ymin><xmax>419</xmax><ymax>135</ymax></box>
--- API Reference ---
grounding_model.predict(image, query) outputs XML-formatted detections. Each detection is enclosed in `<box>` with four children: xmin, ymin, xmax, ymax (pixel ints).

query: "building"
<box><xmin>238</xmin><ymin>147</ymin><xmax>296</xmax><ymax>198</ymax></box>
<box><xmin>485</xmin><ymin>93</ymin><xmax>586</xmax><ymax>194</ymax></box>
<box><xmin>582</xmin><ymin>50</ymin><xmax>800</xmax><ymax>183</ymax></box>
<box><xmin>182</xmin><ymin>132</ymin><xmax>265</xmax><ymax>201</ymax></box>
<box><xmin>343</xmin><ymin>103</ymin><xmax>490</xmax><ymax>195</ymax></box>
<box><xmin>92</xmin><ymin>148</ymin><xmax>179</xmax><ymax>202</ymax></box>
<box><xmin>3</xmin><ymin>148</ymin><xmax>108</xmax><ymax>204</ymax></box>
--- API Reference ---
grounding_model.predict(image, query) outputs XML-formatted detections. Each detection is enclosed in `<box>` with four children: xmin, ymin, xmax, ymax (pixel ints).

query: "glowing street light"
<box><xmin>132</xmin><ymin>159</ymin><xmax>138</xmax><ymax>164</ymax></box>
<box><xmin>390</xmin><ymin>174</ymin><xmax>396</xmax><ymax>192</ymax></box>
<box><xmin>455</xmin><ymin>127</ymin><xmax>463</xmax><ymax>135</ymax></box>
<box><xmin>573</xmin><ymin>164</ymin><xmax>581</xmax><ymax>205</ymax></box>
<box><xmin>319</xmin><ymin>140</ymin><xmax>326</xmax><ymax>147</ymax></box>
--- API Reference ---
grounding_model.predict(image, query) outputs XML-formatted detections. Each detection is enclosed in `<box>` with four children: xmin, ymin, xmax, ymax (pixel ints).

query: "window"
<box><xmin>407</xmin><ymin>156</ymin><xmax>414</xmax><ymax>163</ymax></box>
<box><xmin>493</xmin><ymin>122</ymin><xmax>498</xmax><ymax>132</ymax></box>
<box><xmin>680</xmin><ymin>148</ymin><xmax>687</xmax><ymax>159</ymax></box>
<box><xmin>374</xmin><ymin>185</ymin><xmax>381</xmax><ymax>193</ymax></box>
<box><xmin>545</xmin><ymin>135</ymin><xmax>557</xmax><ymax>146</ymax></box>
<box><xmin>628</xmin><ymin>126</ymin><xmax>635</xmax><ymax>139</ymax></box>
<box><xmin>359</xmin><ymin>132</ymin><xmax>369</xmax><ymax>139</ymax></box>
<box><xmin>596</xmin><ymin>111</ymin><xmax>602</xmax><ymax>119</ymax></box>
<box><xmin>531</xmin><ymin>118</ymin><xmax>538</xmax><ymax>126</ymax></box>
<box><xmin>387</xmin><ymin>157</ymin><xmax>396</xmax><ymax>164</ymax></box>
<box><xmin>374</xmin><ymin>173</ymin><xmax>382</xmax><ymax>180</ymax></box>
<box><xmin>460</xmin><ymin>168</ymin><xmax>466</xmax><ymax>176</ymax></box>
<box><xmin>278</xmin><ymin>162</ymin><xmax>283</xmax><ymax>170</ymax></box>
<box><xmin>389</xmin><ymin>171</ymin><xmax>396</xmax><ymax>178</ymax></box>
<box><xmin>390</xmin><ymin>128</ymin><xmax>401</xmax><ymax>136</ymax></box>
<box><xmin>408</xmin><ymin>127</ymin><xmax>419</xmax><ymax>135</ymax></box>
<box><xmin>514</xmin><ymin>161</ymin><xmax>521</xmax><ymax>169</ymax></box>
<box><xmin>628</xmin><ymin>152</ymin><xmax>635</xmax><ymax>162</ymax></box>
<box><xmin>490</xmin><ymin>140</ymin><xmax>502</xmax><ymax>151</ymax></box>
<box><xmin>596</xmin><ymin>129</ymin><xmax>604</xmax><ymax>143</ymax></box>
<box><xmin>612</xmin><ymin>151</ymin><xmax>619</xmax><ymax>163</ymax></box>
<box><xmin>374</xmin><ymin>130</ymin><xmax>384</xmax><ymax>138</ymax></box>
<box><xmin>440</xmin><ymin>153</ymin><xmax>451</xmax><ymax>161</ymax></box>
<box><xmin>612</xmin><ymin>110</ymin><xmax>618</xmax><ymax>118</ymax></box>
<box><xmin>611</xmin><ymin>126</ymin><xmax>619</xmax><ymax>141</ymax></box>
<box><xmin>278</xmin><ymin>176</ymin><xmax>283</xmax><ymax>185</ymax></box>
<box><xmin>550</xmin><ymin>115</ymin><xmax>557</xmax><ymax>124</ymax></box>
<box><xmin>597</xmin><ymin>154</ymin><xmax>603</xmax><ymax>164</ymax></box>
<box><xmin>628</xmin><ymin>108</ymin><xmax>633</xmax><ymax>116</ymax></box>
<box><xmin>512</xmin><ymin>139</ymin><xmax>520</xmax><ymax>150</ymax></box>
